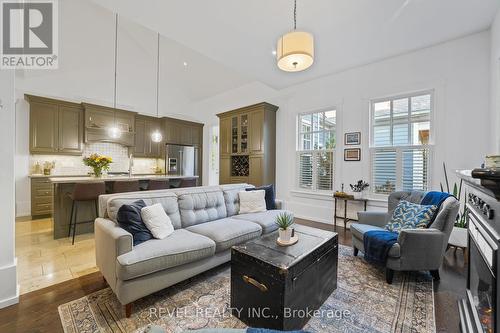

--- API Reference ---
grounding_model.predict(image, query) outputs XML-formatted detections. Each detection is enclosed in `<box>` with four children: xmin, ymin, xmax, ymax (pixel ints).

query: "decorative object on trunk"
<box><xmin>83</xmin><ymin>153</ymin><xmax>112</xmax><ymax>178</ymax></box>
<box><xmin>345</xmin><ymin>132</ymin><xmax>361</xmax><ymax>145</ymax></box>
<box><xmin>275</xmin><ymin>212</ymin><xmax>297</xmax><ymax>245</ymax></box>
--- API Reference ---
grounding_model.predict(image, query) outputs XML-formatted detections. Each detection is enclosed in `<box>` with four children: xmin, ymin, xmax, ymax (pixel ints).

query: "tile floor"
<box><xmin>16</xmin><ymin>218</ymin><xmax>98</xmax><ymax>294</ymax></box>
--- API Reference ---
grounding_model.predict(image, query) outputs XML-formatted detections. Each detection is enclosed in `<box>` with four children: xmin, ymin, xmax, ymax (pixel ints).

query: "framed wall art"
<box><xmin>344</xmin><ymin>148</ymin><xmax>361</xmax><ymax>161</ymax></box>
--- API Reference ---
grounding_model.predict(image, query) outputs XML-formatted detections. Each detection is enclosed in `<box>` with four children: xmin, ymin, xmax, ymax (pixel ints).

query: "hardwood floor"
<box><xmin>0</xmin><ymin>218</ymin><xmax>466</xmax><ymax>333</ymax></box>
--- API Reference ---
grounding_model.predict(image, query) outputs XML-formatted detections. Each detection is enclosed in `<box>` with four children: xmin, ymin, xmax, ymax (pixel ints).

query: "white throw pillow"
<box><xmin>140</xmin><ymin>203</ymin><xmax>174</xmax><ymax>239</ymax></box>
<box><xmin>239</xmin><ymin>190</ymin><xmax>267</xmax><ymax>214</ymax></box>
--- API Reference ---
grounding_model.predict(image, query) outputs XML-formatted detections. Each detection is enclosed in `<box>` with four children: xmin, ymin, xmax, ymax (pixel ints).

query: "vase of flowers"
<box><xmin>275</xmin><ymin>212</ymin><xmax>295</xmax><ymax>242</ymax></box>
<box><xmin>83</xmin><ymin>154</ymin><xmax>112</xmax><ymax>178</ymax></box>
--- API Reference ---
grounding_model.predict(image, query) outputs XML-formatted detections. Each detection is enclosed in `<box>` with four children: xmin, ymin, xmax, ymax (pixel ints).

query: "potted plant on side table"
<box><xmin>350</xmin><ymin>180</ymin><xmax>369</xmax><ymax>199</ymax></box>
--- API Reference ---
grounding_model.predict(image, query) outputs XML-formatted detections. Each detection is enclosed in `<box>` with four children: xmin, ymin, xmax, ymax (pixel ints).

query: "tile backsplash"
<box><xmin>30</xmin><ymin>142</ymin><xmax>164</xmax><ymax>175</ymax></box>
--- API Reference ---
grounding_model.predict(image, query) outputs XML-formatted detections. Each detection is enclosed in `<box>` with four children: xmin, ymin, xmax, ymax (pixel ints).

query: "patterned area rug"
<box><xmin>58</xmin><ymin>245</ymin><xmax>435</xmax><ymax>333</ymax></box>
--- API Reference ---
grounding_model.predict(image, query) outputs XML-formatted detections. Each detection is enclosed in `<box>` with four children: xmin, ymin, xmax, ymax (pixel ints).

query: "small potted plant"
<box><xmin>83</xmin><ymin>153</ymin><xmax>113</xmax><ymax>178</ymax></box>
<box><xmin>350</xmin><ymin>180</ymin><xmax>369</xmax><ymax>199</ymax></box>
<box><xmin>275</xmin><ymin>212</ymin><xmax>295</xmax><ymax>243</ymax></box>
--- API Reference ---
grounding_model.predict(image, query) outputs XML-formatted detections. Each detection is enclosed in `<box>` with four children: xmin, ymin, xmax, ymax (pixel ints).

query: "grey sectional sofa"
<box><xmin>95</xmin><ymin>183</ymin><xmax>289</xmax><ymax>316</ymax></box>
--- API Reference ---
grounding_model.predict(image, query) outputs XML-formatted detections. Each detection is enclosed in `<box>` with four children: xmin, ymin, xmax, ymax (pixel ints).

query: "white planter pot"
<box><xmin>278</xmin><ymin>228</ymin><xmax>292</xmax><ymax>242</ymax></box>
<box><xmin>352</xmin><ymin>192</ymin><xmax>362</xmax><ymax>199</ymax></box>
<box><xmin>449</xmin><ymin>226</ymin><xmax>467</xmax><ymax>248</ymax></box>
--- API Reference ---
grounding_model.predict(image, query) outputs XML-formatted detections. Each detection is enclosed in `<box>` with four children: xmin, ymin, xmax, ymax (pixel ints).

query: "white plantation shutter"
<box><xmin>402</xmin><ymin>148</ymin><xmax>429</xmax><ymax>191</ymax></box>
<box><xmin>297</xmin><ymin>110</ymin><xmax>336</xmax><ymax>192</ymax></box>
<box><xmin>316</xmin><ymin>151</ymin><xmax>334</xmax><ymax>190</ymax></box>
<box><xmin>298</xmin><ymin>153</ymin><xmax>313</xmax><ymax>189</ymax></box>
<box><xmin>372</xmin><ymin>150</ymin><xmax>397</xmax><ymax>194</ymax></box>
<box><xmin>370</xmin><ymin>91</ymin><xmax>432</xmax><ymax>194</ymax></box>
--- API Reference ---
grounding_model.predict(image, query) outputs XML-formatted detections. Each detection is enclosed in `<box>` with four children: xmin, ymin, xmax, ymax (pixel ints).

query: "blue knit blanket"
<box><xmin>363</xmin><ymin>230</ymin><xmax>399</xmax><ymax>264</ymax></box>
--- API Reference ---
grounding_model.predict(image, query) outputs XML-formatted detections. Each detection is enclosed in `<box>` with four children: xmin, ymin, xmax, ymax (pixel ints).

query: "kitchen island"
<box><xmin>49</xmin><ymin>175</ymin><xmax>198</xmax><ymax>239</ymax></box>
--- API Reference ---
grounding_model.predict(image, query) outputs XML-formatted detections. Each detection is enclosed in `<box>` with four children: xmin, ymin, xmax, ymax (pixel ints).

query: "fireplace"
<box><xmin>458</xmin><ymin>169</ymin><xmax>500</xmax><ymax>333</ymax></box>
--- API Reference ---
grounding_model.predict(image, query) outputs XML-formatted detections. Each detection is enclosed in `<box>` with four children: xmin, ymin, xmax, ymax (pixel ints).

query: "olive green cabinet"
<box><xmin>134</xmin><ymin>115</ymin><xmax>163</xmax><ymax>158</ymax></box>
<box><xmin>217</xmin><ymin>102</ymin><xmax>278</xmax><ymax>186</ymax></box>
<box><xmin>26</xmin><ymin>95</ymin><xmax>83</xmax><ymax>155</ymax></box>
<box><xmin>83</xmin><ymin>103</ymin><xmax>136</xmax><ymax>146</ymax></box>
<box><xmin>31</xmin><ymin>177</ymin><xmax>53</xmax><ymax>217</ymax></box>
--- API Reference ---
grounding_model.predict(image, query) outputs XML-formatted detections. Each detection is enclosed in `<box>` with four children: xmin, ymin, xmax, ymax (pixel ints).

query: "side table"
<box><xmin>333</xmin><ymin>196</ymin><xmax>368</xmax><ymax>230</ymax></box>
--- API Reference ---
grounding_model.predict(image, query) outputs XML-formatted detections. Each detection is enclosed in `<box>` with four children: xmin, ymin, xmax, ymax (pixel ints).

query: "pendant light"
<box><xmin>276</xmin><ymin>0</ymin><xmax>314</xmax><ymax>72</ymax></box>
<box><xmin>151</xmin><ymin>33</ymin><xmax>163</xmax><ymax>143</ymax></box>
<box><xmin>108</xmin><ymin>13</ymin><xmax>121</xmax><ymax>139</ymax></box>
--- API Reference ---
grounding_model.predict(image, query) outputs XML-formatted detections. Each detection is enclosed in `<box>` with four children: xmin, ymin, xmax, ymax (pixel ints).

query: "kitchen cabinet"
<box><xmin>134</xmin><ymin>115</ymin><xmax>163</xmax><ymax>158</ymax></box>
<box><xmin>83</xmin><ymin>103</ymin><xmax>136</xmax><ymax>147</ymax></box>
<box><xmin>26</xmin><ymin>95</ymin><xmax>83</xmax><ymax>155</ymax></box>
<box><xmin>31</xmin><ymin>177</ymin><xmax>53</xmax><ymax>218</ymax></box>
<box><xmin>217</xmin><ymin>102</ymin><xmax>278</xmax><ymax>186</ymax></box>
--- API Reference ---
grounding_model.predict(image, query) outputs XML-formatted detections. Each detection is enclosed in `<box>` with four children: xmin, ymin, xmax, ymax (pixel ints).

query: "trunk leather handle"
<box><xmin>242</xmin><ymin>275</ymin><xmax>268</xmax><ymax>292</ymax></box>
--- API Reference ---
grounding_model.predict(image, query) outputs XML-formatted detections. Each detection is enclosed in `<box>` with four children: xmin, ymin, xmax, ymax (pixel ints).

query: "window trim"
<box><xmin>296</xmin><ymin>108</ymin><xmax>337</xmax><ymax>193</ymax></box>
<box><xmin>369</xmin><ymin>89</ymin><xmax>435</xmax><ymax>148</ymax></box>
<box><xmin>369</xmin><ymin>90</ymin><xmax>434</xmax><ymax>195</ymax></box>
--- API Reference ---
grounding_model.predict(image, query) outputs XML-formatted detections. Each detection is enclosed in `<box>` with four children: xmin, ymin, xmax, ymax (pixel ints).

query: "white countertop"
<box><xmin>48</xmin><ymin>175</ymin><xmax>198</xmax><ymax>183</ymax></box>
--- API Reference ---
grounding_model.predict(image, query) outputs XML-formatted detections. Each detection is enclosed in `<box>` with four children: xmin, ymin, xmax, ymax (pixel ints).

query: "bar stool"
<box><xmin>179</xmin><ymin>178</ymin><xmax>197</xmax><ymax>188</ymax></box>
<box><xmin>68</xmin><ymin>182</ymin><xmax>106</xmax><ymax>245</ymax></box>
<box><xmin>148</xmin><ymin>179</ymin><xmax>170</xmax><ymax>190</ymax></box>
<box><xmin>112</xmin><ymin>180</ymin><xmax>140</xmax><ymax>193</ymax></box>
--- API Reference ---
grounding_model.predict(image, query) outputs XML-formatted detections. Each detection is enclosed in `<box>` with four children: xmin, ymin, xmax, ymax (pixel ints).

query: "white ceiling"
<box><xmin>93</xmin><ymin>0</ymin><xmax>500</xmax><ymax>90</ymax></box>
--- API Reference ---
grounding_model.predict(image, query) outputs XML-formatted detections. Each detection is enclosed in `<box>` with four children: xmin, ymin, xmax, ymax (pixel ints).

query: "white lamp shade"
<box><xmin>107</xmin><ymin>126</ymin><xmax>121</xmax><ymax>139</ymax></box>
<box><xmin>277</xmin><ymin>31</ymin><xmax>314</xmax><ymax>72</ymax></box>
<box><xmin>151</xmin><ymin>130</ymin><xmax>163</xmax><ymax>143</ymax></box>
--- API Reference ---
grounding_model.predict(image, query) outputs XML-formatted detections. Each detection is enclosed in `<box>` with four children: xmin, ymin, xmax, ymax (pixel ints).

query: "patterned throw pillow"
<box><xmin>385</xmin><ymin>200</ymin><xmax>438</xmax><ymax>233</ymax></box>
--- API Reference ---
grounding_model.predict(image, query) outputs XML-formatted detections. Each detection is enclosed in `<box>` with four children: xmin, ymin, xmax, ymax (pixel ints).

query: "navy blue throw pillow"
<box><xmin>246</xmin><ymin>184</ymin><xmax>276</xmax><ymax>210</ymax></box>
<box><xmin>116</xmin><ymin>199</ymin><xmax>152</xmax><ymax>246</ymax></box>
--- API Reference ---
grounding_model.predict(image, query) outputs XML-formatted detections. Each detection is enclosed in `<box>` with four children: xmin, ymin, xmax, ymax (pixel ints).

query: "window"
<box><xmin>297</xmin><ymin>110</ymin><xmax>336</xmax><ymax>191</ymax></box>
<box><xmin>370</xmin><ymin>91</ymin><xmax>432</xmax><ymax>194</ymax></box>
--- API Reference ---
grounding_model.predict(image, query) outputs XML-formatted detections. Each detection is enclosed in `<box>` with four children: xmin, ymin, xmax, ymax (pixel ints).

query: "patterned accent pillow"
<box><xmin>385</xmin><ymin>200</ymin><xmax>438</xmax><ymax>233</ymax></box>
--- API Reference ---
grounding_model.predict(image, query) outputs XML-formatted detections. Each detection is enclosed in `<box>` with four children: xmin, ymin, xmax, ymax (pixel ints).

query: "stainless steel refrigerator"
<box><xmin>165</xmin><ymin>144</ymin><xmax>199</xmax><ymax>177</ymax></box>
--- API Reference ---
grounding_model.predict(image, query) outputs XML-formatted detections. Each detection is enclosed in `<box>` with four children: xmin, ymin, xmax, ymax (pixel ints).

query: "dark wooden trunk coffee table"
<box><xmin>230</xmin><ymin>224</ymin><xmax>338</xmax><ymax>330</ymax></box>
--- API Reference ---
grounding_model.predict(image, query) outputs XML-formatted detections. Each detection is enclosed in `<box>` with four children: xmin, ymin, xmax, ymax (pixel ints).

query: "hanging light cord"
<box><xmin>293</xmin><ymin>0</ymin><xmax>297</xmax><ymax>30</ymax></box>
<box><xmin>156</xmin><ymin>33</ymin><xmax>160</xmax><ymax>118</ymax></box>
<box><xmin>113</xmin><ymin>13</ymin><xmax>118</xmax><ymax>109</ymax></box>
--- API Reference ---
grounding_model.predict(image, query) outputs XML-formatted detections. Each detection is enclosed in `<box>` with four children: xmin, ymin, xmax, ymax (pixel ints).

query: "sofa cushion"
<box><xmin>238</xmin><ymin>190</ymin><xmax>267</xmax><ymax>214</ymax></box>
<box><xmin>385</xmin><ymin>200</ymin><xmax>437</xmax><ymax>232</ymax></box>
<box><xmin>232</xmin><ymin>210</ymin><xmax>290</xmax><ymax>234</ymax></box>
<box><xmin>116</xmin><ymin>229</ymin><xmax>215</xmax><ymax>280</ymax></box>
<box><xmin>221</xmin><ymin>183</ymin><xmax>254</xmax><ymax>216</ymax></box>
<box><xmin>175</xmin><ymin>187</ymin><xmax>227</xmax><ymax>227</ymax></box>
<box><xmin>105</xmin><ymin>191</ymin><xmax>181</xmax><ymax>229</ymax></box>
<box><xmin>245</xmin><ymin>184</ymin><xmax>276</xmax><ymax>210</ymax></box>
<box><xmin>186</xmin><ymin>218</ymin><xmax>262</xmax><ymax>252</ymax></box>
<box><xmin>116</xmin><ymin>200</ymin><xmax>152</xmax><ymax>246</ymax></box>
<box><xmin>350</xmin><ymin>223</ymin><xmax>400</xmax><ymax>258</ymax></box>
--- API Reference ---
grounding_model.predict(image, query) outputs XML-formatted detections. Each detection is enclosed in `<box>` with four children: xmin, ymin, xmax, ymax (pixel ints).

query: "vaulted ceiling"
<box><xmin>93</xmin><ymin>0</ymin><xmax>499</xmax><ymax>91</ymax></box>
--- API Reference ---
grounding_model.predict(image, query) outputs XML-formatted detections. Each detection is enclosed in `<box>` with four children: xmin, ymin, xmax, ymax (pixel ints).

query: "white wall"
<box><xmin>491</xmin><ymin>10</ymin><xmax>500</xmax><ymax>152</ymax></box>
<box><xmin>0</xmin><ymin>70</ymin><xmax>19</xmax><ymax>308</ymax></box>
<box><xmin>190</xmin><ymin>31</ymin><xmax>492</xmax><ymax>223</ymax></box>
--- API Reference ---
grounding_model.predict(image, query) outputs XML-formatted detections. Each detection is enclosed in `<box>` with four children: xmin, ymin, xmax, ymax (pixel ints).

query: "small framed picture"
<box><xmin>344</xmin><ymin>132</ymin><xmax>361</xmax><ymax>145</ymax></box>
<box><xmin>344</xmin><ymin>148</ymin><xmax>361</xmax><ymax>161</ymax></box>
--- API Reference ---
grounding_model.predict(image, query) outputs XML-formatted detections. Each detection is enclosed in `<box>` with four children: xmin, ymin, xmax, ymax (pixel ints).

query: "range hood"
<box><xmin>82</xmin><ymin>103</ymin><xmax>136</xmax><ymax>146</ymax></box>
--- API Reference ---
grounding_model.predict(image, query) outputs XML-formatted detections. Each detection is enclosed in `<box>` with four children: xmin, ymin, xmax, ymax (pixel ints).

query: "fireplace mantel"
<box><xmin>457</xmin><ymin>169</ymin><xmax>500</xmax><ymax>201</ymax></box>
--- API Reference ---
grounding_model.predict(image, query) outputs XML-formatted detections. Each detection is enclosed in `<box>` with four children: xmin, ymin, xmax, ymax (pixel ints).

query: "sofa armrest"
<box><xmin>357</xmin><ymin>211</ymin><xmax>388</xmax><ymax>228</ymax></box>
<box><xmin>397</xmin><ymin>228</ymin><xmax>445</xmax><ymax>269</ymax></box>
<box><xmin>95</xmin><ymin>218</ymin><xmax>133</xmax><ymax>289</ymax></box>
<box><xmin>275</xmin><ymin>199</ymin><xmax>284</xmax><ymax>210</ymax></box>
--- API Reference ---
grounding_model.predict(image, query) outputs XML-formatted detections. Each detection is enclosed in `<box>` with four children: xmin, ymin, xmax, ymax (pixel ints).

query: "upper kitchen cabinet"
<box><xmin>26</xmin><ymin>95</ymin><xmax>84</xmax><ymax>155</ymax></box>
<box><xmin>134</xmin><ymin>115</ymin><xmax>163</xmax><ymax>158</ymax></box>
<box><xmin>163</xmin><ymin>117</ymin><xmax>203</xmax><ymax>146</ymax></box>
<box><xmin>83</xmin><ymin>103</ymin><xmax>136</xmax><ymax>146</ymax></box>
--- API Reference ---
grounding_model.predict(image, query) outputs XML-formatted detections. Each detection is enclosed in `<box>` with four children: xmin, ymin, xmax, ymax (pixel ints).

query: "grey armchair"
<box><xmin>350</xmin><ymin>191</ymin><xmax>460</xmax><ymax>284</ymax></box>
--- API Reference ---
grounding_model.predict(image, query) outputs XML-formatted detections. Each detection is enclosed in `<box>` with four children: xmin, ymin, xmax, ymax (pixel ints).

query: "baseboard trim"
<box><xmin>294</xmin><ymin>214</ymin><xmax>331</xmax><ymax>225</ymax></box>
<box><xmin>0</xmin><ymin>259</ymin><xmax>19</xmax><ymax>309</ymax></box>
<box><xmin>0</xmin><ymin>285</ymin><xmax>19</xmax><ymax>309</ymax></box>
